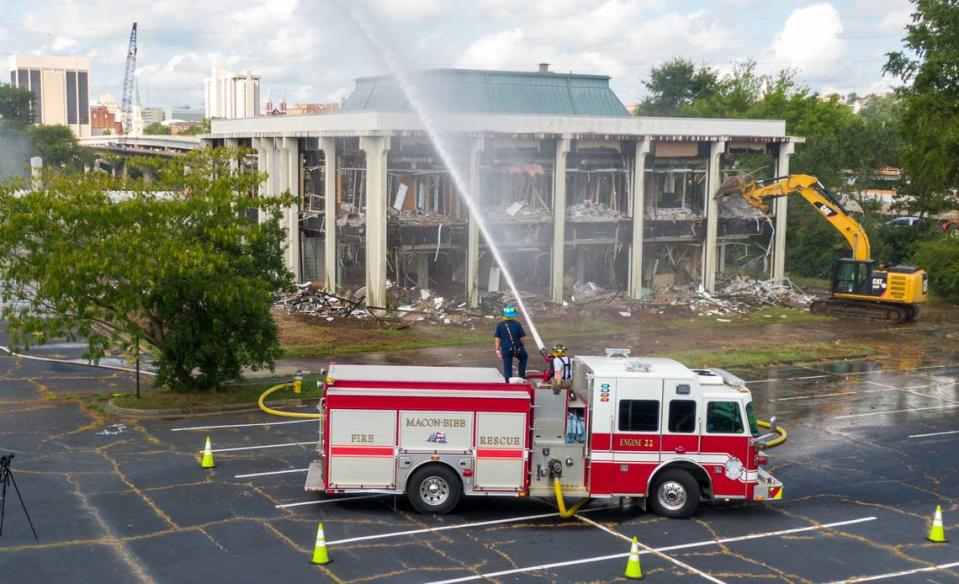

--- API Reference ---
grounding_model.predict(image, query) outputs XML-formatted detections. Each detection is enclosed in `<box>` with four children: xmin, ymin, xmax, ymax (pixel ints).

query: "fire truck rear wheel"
<box><xmin>408</xmin><ymin>464</ymin><xmax>461</xmax><ymax>515</ymax></box>
<box><xmin>649</xmin><ymin>469</ymin><xmax>700</xmax><ymax>518</ymax></box>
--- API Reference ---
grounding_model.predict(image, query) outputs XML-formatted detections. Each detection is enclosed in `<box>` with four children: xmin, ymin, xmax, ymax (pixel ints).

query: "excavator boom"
<box><xmin>715</xmin><ymin>174</ymin><xmax>871</xmax><ymax>261</ymax></box>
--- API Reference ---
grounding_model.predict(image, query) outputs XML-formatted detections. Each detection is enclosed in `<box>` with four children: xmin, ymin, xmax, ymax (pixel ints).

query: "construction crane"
<box><xmin>120</xmin><ymin>22</ymin><xmax>138</xmax><ymax>135</ymax></box>
<box><xmin>716</xmin><ymin>174</ymin><xmax>928</xmax><ymax>323</ymax></box>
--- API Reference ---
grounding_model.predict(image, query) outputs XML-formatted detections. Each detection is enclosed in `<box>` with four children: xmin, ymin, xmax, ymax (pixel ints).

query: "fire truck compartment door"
<box><xmin>328</xmin><ymin>409</ymin><xmax>397</xmax><ymax>488</ymax></box>
<box><xmin>660</xmin><ymin>380</ymin><xmax>701</xmax><ymax>461</ymax></box>
<box><xmin>612</xmin><ymin>378</ymin><xmax>663</xmax><ymax>495</ymax></box>
<box><xmin>473</xmin><ymin>412</ymin><xmax>527</xmax><ymax>491</ymax></box>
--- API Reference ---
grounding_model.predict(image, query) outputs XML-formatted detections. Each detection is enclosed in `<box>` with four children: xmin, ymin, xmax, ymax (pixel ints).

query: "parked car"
<box><xmin>888</xmin><ymin>216</ymin><xmax>927</xmax><ymax>228</ymax></box>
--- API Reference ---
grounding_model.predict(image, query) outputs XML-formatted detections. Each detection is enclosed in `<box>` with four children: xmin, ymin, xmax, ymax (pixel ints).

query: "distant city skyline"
<box><xmin>1</xmin><ymin>0</ymin><xmax>915</xmax><ymax>111</ymax></box>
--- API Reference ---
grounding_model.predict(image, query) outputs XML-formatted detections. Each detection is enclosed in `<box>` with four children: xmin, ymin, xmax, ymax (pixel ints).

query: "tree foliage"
<box><xmin>635</xmin><ymin>58</ymin><xmax>718</xmax><ymax>116</ymax></box>
<box><xmin>144</xmin><ymin>121</ymin><xmax>171</xmax><ymax>135</ymax></box>
<box><xmin>914</xmin><ymin>237</ymin><xmax>959</xmax><ymax>301</ymax></box>
<box><xmin>0</xmin><ymin>147</ymin><xmax>294</xmax><ymax>390</ymax></box>
<box><xmin>885</xmin><ymin>0</ymin><xmax>959</xmax><ymax>217</ymax></box>
<box><xmin>0</xmin><ymin>83</ymin><xmax>34</xmax><ymax>124</ymax></box>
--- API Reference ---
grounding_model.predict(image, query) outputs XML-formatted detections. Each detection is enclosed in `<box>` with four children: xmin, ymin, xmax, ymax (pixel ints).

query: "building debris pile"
<box><xmin>274</xmin><ymin>282</ymin><xmax>477</xmax><ymax>325</ymax></box>
<box><xmin>568</xmin><ymin>201</ymin><xmax>623</xmax><ymax>220</ymax></box>
<box><xmin>275</xmin><ymin>275</ymin><xmax>814</xmax><ymax>325</ymax></box>
<box><xmin>648</xmin><ymin>275</ymin><xmax>814</xmax><ymax>315</ymax></box>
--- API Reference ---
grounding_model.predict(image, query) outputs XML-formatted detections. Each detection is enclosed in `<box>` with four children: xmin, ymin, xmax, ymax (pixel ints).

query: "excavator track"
<box><xmin>810</xmin><ymin>299</ymin><xmax>916</xmax><ymax>324</ymax></box>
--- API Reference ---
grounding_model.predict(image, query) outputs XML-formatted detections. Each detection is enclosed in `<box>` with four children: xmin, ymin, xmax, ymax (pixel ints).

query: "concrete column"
<box><xmin>702</xmin><ymin>140</ymin><xmax>726</xmax><ymax>293</ymax></box>
<box><xmin>466</xmin><ymin>137</ymin><xmax>484</xmax><ymax>308</ymax></box>
<box><xmin>281</xmin><ymin>137</ymin><xmax>301</xmax><ymax>283</ymax></box>
<box><xmin>224</xmin><ymin>138</ymin><xmax>239</xmax><ymax>173</ymax></box>
<box><xmin>772</xmin><ymin>141</ymin><xmax>796</xmax><ymax>282</ymax></box>
<box><xmin>319</xmin><ymin>137</ymin><xmax>337</xmax><ymax>292</ymax></box>
<box><xmin>551</xmin><ymin>137</ymin><xmax>571</xmax><ymax>303</ymax></box>
<box><xmin>359</xmin><ymin>135</ymin><xmax>391</xmax><ymax>315</ymax></box>
<box><xmin>252</xmin><ymin>138</ymin><xmax>268</xmax><ymax>223</ymax></box>
<box><xmin>628</xmin><ymin>140</ymin><xmax>651</xmax><ymax>299</ymax></box>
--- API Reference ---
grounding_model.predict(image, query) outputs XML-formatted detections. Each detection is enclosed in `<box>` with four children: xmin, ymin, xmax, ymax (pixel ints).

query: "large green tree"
<box><xmin>635</xmin><ymin>58</ymin><xmax>718</xmax><ymax>116</ymax></box>
<box><xmin>885</xmin><ymin>0</ymin><xmax>959</xmax><ymax>217</ymax></box>
<box><xmin>0</xmin><ymin>147</ymin><xmax>294</xmax><ymax>390</ymax></box>
<box><xmin>0</xmin><ymin>83</ymin><xmax>33</xmax><ymax>124</ymax></box>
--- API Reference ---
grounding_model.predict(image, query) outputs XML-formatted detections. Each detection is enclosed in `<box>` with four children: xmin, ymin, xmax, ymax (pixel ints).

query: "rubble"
<box><xmin>274</xmin><ymin>275</ymin><xmax>814</xmax><ymax>327</ymax></box>
<box><xmin>568</xmin><ymin>200</ymin><xmax>623</xmax><ymax>220</ymax></box>
<box><xmin>275</xmin><ymin>282</ymin><xmax>478</xmax><ymax>326</ymax></box>
<box><xmin>717</xmin><ymin>275</ymin><xmax>815</xmax><ymax>308</ymax></box>
<box><xmin>647</xmin><ymin>275</ymin><xmax>815</xmax><ymax>315</ymax></box>
<box><xmin>646</xmin><ymin>207</ymin><xmax>702</xmax><ymax>220</ymax></box>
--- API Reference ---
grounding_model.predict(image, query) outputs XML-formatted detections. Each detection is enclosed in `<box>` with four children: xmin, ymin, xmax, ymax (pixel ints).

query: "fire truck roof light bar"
<box><xmin>605</xmin><ymin>348</ymin><xmax>632</xmax><ymax>358</ymax></box>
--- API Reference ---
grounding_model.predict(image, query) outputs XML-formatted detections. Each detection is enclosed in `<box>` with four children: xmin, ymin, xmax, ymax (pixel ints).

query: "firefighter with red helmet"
<box><xmin>494</xmin><ymin>304</ymin><xmax>527</xmax><ymax>382</ymax></box>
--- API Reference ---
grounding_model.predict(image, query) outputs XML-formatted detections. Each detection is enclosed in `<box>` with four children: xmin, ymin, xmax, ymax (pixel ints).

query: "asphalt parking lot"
<box><xmin>1</xmin><ymin>347</ymin><xmax>957</xmax><ymax>583</ymax></box>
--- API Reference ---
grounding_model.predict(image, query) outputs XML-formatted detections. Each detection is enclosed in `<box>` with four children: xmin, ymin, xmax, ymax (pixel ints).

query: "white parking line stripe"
<box><xmin>835</xmin><ymin>404</ymin><xmax>959</xmax><ymax>419</ymax></box>
<box><xmin>748</xmin><ymin>364</ymin><xmax>949</xmax><ymax>385</ymax></box>
<box><xmin>234</xmin><ymin>468</ymin><xmax>309</xmax><ymax>478</ymax></box>
<box><xmin>864</xmin><ymin>380</ymin><xmax>959</xmax><ymax>404</ymax></box>
<box><xmin>209</xmin><ymin>441</ymin><xmax>317</xmax><ymax>453</ymax></box>
<box><xmin>573</xmin><ymin>512</ymin><xmax>726</xmax><ymax>584</ymax></box>
<box><xmin>275</xmin><ymin>494</ymin><xmax>386</xmax><ymax>508</ymax></box>
<box><xmin>172</xmin><ymin>419</ymin><xmax>316</xmax><ymax>431</ymax></box>
<box><xmin>826</xmin><ymin>560</ymin><xmax>959</xmax><ymax>583</ymax></box>
<box><xmin>426</xmin><ymin>516</ymin><xmax>877</xmax><ymax>584</ymax></box>
<box><xmin>748</xmin><ymin>374</ymin><xmax>832</xmax><ymax>384</ymax></box>
<box><xmin>774</xmin><ymin>390</ymin><xmax>862</xmax><ymax>401</ymax></box>
<box><xmin>908</xmin><ymin>429</ymin><xmax>959</xmax><ymax>439</ymax></box>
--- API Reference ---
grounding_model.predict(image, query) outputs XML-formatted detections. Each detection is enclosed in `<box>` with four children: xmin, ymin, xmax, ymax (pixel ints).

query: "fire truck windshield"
<box><xmin>745</xmin><ymin>402</ymin><xmax>761</xmax><ymax>436</ymax></box>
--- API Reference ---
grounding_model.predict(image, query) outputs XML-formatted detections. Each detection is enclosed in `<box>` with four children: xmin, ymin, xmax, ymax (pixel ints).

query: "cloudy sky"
<box><xmin>1</xmin><ymin>0</ymin><xmax>914</xmax><ymax>109</ymax></box>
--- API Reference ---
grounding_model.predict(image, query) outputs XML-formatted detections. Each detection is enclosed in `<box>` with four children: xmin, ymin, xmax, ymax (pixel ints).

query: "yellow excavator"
<box><xmin>716</xmin><ymin>174</ymin><xmax>928</xmax><ymax>323</ymax></box>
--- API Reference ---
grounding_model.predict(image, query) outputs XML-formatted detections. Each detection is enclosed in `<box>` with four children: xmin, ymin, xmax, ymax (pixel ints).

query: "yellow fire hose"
<box><xmin>258</xmin><ymin>382</ymin><xmax>324</xmax><ymax>419</ymax></box>
<box><xmin>757</xmin><ymin>419</ymin><xmax>788</xmax><ymax>447</ymax></box>
<box><xmin>553</xmin><ymin>478</ymin><xmax>591</xmax><ymax>518</ymax></box>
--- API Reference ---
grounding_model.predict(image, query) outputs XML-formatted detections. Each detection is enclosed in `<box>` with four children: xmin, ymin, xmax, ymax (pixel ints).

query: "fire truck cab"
<box><xmin>305</xmin><ymin>350</ymin><xmax>782</xmax><ymax>517</ymax></box>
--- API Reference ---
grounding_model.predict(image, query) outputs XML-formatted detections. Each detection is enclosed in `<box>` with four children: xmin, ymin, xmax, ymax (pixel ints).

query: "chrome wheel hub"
<box><xmin>658</xmin><ymin>481</ymin><xmax>687</xmax><ymax>511</ymax></box>
<box><xmin>420</xmin><ymin>476</ymin><xmax>450</xmax><ymax>506</ymax></box>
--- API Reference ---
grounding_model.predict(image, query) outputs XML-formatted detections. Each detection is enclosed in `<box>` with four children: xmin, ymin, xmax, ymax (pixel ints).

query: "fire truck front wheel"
<box><xmin>408</xmin><ymin>464</ymin><xmax>462</xmax><ymax>515</ymax></box>
<box><xmin>649</xmin><ymin>469</ymin><xmax>700</xmax><ymax>518</ymax></box>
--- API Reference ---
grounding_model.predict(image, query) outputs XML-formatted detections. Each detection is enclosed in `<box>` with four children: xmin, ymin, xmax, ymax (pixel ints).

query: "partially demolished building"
<box><xmin>207</xmin><ymin>67</ymin><xmax>800</xmax><ymax>310</ymax></box>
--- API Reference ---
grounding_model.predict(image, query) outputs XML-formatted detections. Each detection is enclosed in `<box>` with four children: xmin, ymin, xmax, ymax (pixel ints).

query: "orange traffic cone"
<box><xmin>200</xmin><ymin>436</ymin><xmax>216</xmax><ymax>469</ymax></box>
<box><xmin>927</xmin><ymin>505</ymin><xmax>947</xmax><ymax>543</ymax></box>
<box><xmin>624</xmin><ymin>536</ymin><xmax>644</xmax><ymax>579</ymax></box>
<box><xmin>310</xmin><ymin>522</ymin><xmax>330</xmax><ymax>565</ymax></box>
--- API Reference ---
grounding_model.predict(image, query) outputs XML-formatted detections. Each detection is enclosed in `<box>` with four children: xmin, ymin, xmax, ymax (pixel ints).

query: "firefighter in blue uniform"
<box><xmin>494</xmin><ymin>305</ymin><xmax>527</xmax><ymax>382</ymax></box>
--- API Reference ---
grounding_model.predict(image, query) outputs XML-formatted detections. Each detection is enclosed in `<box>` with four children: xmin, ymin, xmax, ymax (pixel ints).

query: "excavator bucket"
<box><xmin>715</xmin><ymin>175</ymin><xmax>747</xmax><ymax>199</ymax></box>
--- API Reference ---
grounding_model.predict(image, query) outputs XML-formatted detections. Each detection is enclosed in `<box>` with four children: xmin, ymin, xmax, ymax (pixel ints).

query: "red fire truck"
<box><xmin>304</xmin><ymin>349</ymin><xmax>783</xmax><ymax>517</ymax></box>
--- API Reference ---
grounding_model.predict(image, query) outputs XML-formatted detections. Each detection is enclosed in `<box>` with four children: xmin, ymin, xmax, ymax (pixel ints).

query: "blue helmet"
<box><xmin>502</xmin><ymin>305</ymin><xmax>518</xmax><ymax>319</ymax></box>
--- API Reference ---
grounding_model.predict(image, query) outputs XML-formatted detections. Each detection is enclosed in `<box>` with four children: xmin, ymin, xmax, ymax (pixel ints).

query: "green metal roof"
<box><xmin>341</xmin><ymin>68</ymin><xmax>630</xmax><ymax>118</ymax></box>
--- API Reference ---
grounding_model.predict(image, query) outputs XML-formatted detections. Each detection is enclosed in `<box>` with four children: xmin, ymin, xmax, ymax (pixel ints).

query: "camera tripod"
<box><xmin>0</xmin><ymin>453</ymin><xmax>38</xmax><ymax>540</ymax></box>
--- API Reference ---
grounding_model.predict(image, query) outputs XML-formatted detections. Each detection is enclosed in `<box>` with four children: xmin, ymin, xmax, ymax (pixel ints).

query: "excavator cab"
<box><xmin>833</xmin><ymin>259</ymin><xmax>879</xmax><ymax>296</ymax></box>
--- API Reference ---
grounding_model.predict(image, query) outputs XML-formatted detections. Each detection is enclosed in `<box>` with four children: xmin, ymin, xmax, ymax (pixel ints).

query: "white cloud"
<box><xmin>369</xmin><ymin>0</ymin><xmax>450</xmax><ymax>21</ymax></box>
<box><xmin>770</xmin><ymin>3</ymin><xmax>846</xmax><ymax>76</ymax></box>
<box><xmin>51</xmin><ymin>37</ymin><xmax>78</xmax><ymax>51</ymax></box>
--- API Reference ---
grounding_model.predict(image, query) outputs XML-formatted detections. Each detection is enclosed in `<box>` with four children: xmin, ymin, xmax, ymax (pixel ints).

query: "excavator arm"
<box><xmin>715</xmin><ymin>174</ymin><xmax>871</xmax><ymax>261</ymax></box>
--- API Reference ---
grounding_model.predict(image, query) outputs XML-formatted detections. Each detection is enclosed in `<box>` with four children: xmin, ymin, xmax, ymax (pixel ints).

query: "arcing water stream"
<box><xmin>338</xmin><ymin>2</ymin><xmax>546</xmax><ymax>352</ymax></box>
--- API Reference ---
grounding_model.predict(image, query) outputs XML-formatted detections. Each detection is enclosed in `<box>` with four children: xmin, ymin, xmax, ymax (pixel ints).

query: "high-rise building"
<box><xmin>8</xmin><ymin>54</ymin><xmax>91</xmax><ymax>137</ymax></box>
<box><xmin>203</xmin><ymin>66</ymin><xmax>260</xmax><ymax>119</ymax></box>
<box><xmin>141</xmin><ymin>106</ymin><xmax>165</xmax><ymax>125</ymax></box>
